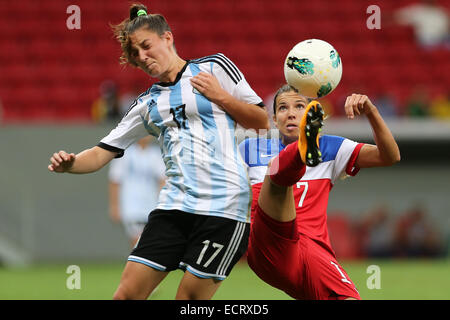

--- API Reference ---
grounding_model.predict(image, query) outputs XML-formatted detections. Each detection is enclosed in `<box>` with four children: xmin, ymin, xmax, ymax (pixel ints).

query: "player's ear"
<box><xmin>162</xmin><ymin>31</ymin><xmax>173</xmax><ymax>44</ymax></box>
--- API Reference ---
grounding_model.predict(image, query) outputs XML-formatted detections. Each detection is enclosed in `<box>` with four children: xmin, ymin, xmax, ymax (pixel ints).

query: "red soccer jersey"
<box><xmin>240</xmin><ymin>135</ymin><xmax>364</xmax><ymax>253</ymax></box>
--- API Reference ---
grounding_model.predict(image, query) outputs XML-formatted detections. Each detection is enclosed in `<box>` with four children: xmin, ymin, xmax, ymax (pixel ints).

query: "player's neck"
<box><xmin>281</xmin><ymin>135</ymin><xmax>297</xmax><ymax>146</ymax></box>
<box><xmin>159</xmin><ymin>56</ymin><xmax>186</xmax><ymax>83</ymax></box>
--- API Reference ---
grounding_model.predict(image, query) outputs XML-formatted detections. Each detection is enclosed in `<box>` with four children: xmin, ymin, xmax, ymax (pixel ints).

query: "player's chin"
<box><xmin>144</xmin><ymin>69</ymin><xmax>158</xmax><ymax>78</ymax></box>
<box><xmin>285</xmin><ymin>126</ymin><xmax>299</xmax><ymax>135</ymax></box>
<box><xmin>281</xmin><ymin>129</ymin><xmax>299</xmax><ymax>142</ymax></box>
<box><xmin>139</xmin><ymin>65</ymin><xmax>157</xmax><ymax>77</ymax></box>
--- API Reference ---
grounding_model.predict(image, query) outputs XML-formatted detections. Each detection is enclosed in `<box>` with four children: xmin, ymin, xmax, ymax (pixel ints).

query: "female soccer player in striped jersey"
<box><xmin>48</xmin><ymin>4</ymin><xmax>269</xmax><ymax>300</ymax></box>
<box><xmin>240</xmin><ymin>85</ymin><xmax>400</xmax><ymax>299</ymax></box>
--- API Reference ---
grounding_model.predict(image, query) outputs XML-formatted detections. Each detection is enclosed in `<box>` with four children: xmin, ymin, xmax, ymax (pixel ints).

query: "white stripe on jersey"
<box><xmin>302</xmin><ymin>161</ymin><xmax>335</xmax><ymax>181</ymax></box>
<box><xmin>247</xmin><ymin>165</ymin><xmax>269</xmax><ymax>185</ymax></box>
<box><xmin>332</xmin><ymin>138</ymin><xmax>360</xmax><ymax>182</ymax></box>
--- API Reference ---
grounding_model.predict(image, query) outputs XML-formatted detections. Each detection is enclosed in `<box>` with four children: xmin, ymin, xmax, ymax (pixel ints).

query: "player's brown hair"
<box><xmin>111</xmin><ymin>3</ymin><xmax>172</xmax><ymax>67</ymax></box>
<box><xmin>273</xmin><ymin>84</ymin><xmax>313</xmax><ymax>115</ymax></box>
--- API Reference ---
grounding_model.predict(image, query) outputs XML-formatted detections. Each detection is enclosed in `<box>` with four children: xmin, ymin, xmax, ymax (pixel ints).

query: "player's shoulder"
<box><xmin>190</xmin><ymin>52</ymin><xmax>235</xmax><ymax>65</ymax></box>
<box><xmin>239</xmin><ymin>137</ymin><xmax>281</xmax><ymax>166</ymax></box>
<box><xmin>319</xmin><ymin>134</ymin><xmax>348</xmax><ymax>162</ymax></box>
<box><xmin>123</xmin><ymin>87</ymin><xmax>156</xmax><ymax>117</ymax></box>
<box><xmin>190</xmin><ymin>53</ymin><xmax>242</xmax><ymax>84</ymax></box>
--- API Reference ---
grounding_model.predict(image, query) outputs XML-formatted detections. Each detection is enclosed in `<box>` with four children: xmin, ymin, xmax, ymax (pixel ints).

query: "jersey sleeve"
<box><xmin>98</xmin><ymin>99</ymin><xmax>149</xmax><ymax>158</ymax></box>
<box><xmin>211</xmin><ymin>53</ymin><xmax>264</xmax><ymax>107</ymax></box>
<box><xmin>332</xmin><ymin>138</ymin><xmax>365</xmax><ymax>181</ymax></box>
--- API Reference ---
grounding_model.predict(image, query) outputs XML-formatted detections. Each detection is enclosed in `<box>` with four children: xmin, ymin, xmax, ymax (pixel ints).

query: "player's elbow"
<box><xmin>393</xmin><ymin>151</ymin><xmax>401</xmax><ymax>164</ymax></box>
<box><xmin>242</xmin><ymin>114</ymin><xmax>270</xmax><ymax>131</ymax></box>
<box><xmin>250</xmin><ymin>104</ymin><xmax>270</xmax><ymax>131</ymax></box>
<box><xmin>251</xmin><ymin>119</ymin><xmax>270</xmax><ymax>132</ymax></box>
<box><xmin>258</xmin><ymin>117</ymin><xmax>271</xmax><ymax>131</ymax></box>
<box><xmin>384</xmin><ymin>151</ymin><xmax>401</xmax><ymax>166</ymax></box>
<box><xmin>256</xmin><ymin>111</ymin><xmax>271</xmax><ymax>130</ymax></box>
<box><xmin>391</xmin><ymin>147</ymin><xmax>401</xmax><ymax>165</ymax></box>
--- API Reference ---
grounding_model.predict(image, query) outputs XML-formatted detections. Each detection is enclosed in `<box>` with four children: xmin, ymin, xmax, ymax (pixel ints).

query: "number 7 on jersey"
<box><xmin>296</xmin><ymin>182</ymin><xmax>309</xmax><ymax>207</ymax></box>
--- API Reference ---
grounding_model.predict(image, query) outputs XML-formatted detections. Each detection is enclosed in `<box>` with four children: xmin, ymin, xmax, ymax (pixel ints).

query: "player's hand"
<box><xmin>344</xmin><ymin>94</ymin><xmax>376</xmax><ymax>119</ymax></box>
<box><xmin>190</xmin><ymin>72</ymin><xmax>228</xmax><ymax>105</ymax></box>
<box><xmin>48</xmin><ymin>150</ymin><xmax>76</xmax><ymax>173</ymax></box>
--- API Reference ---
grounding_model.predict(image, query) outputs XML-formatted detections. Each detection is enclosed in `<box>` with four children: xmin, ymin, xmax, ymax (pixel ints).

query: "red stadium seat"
<box><xmin>1</xmin><ymin>0</ymin><xmax>447</xmax><ymax>122</ymax></box>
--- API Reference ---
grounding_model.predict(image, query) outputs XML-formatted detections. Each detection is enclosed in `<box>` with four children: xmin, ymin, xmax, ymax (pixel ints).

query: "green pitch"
<box><xmin>0</xmin><ymin>259</ymin><xmax>448</xmax><ymax>300</ymax></box>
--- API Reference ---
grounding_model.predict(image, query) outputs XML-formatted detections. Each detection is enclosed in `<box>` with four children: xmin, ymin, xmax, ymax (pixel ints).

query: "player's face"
<box><xmin>129</xmin><ymin>28</ymin><xmax>174</xmax><ymax>80</ymax></box>
<box><xmin>273</xmin><ymin>91</ymin><xmax>308</xmax><ymax>143</ymax></box>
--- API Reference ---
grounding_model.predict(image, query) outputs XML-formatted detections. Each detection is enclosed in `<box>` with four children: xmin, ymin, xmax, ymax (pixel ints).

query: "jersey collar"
<box><xmin>154</xmin><ymin>60</ymin><xmax>190</xmax><ymax>87</ymax></box>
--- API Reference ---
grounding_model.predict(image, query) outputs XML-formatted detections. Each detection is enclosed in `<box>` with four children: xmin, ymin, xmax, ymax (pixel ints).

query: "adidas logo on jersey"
<box><xmin>148</xmin><ymin>99</ymin><xmax>157</xmax><ymax>108</ymax></box>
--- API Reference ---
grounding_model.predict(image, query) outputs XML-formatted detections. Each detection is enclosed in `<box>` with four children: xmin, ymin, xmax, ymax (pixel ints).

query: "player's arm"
<box><xmin>108</xmin><ymin>181</ymin><xmax>121</xmax><ymax>223</ymax></box>
<box><xmin>344</xmin><ymin>94</ymin><xmax>401</xmax><ymax>168</ymax></box>
<box><xmin>158</xmin><ymin>178</ymin><xmax>166</xmax><ymax>192</ymax></box>
<box><xmin>190</xmin><ymin>72</ymin><xmax>270</xmax><ymax>130</ymax></box>
<box><xmin>48</xmin><ymin>146</ymin><xmax>117</xmax><ymax>174</ymax></box>
<box><xmin>108</xmin><ymin>159</ymin><xmax>123</xmax><ymax>223</ymax></box>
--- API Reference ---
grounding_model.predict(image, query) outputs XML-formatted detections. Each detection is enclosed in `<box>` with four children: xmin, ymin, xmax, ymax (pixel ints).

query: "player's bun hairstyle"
<box><xmin>112</xmin><ymin>3</ymin><xmax>172</xmax><ymax>67</ymax></box>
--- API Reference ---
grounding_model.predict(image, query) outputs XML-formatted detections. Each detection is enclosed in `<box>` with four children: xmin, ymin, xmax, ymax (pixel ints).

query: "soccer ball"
<box><xmin>284</xmin><ymin>39</ymin><xmax>343</xmax><ymax>98</ymax></box>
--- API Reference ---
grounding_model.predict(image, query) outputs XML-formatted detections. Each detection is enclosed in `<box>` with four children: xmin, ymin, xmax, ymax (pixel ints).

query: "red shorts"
<box><xmin>247</xmin><ymin>204</ymin><xmax>361</xmax><ymax>300</ymax></box>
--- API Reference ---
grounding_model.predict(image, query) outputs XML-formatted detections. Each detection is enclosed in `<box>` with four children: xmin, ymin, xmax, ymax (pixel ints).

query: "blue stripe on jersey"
<box><xmin>143</xmin><ymin>88</ymin><xmax>162</xmax><ymax>137</ymax></box>
<box><xmin>189</xmin><ymin>63</ymin><xmax>224</xmax><ymax>215</ymax></box>
<box><xmin>240</xmin><ymin>138</ymin><xmax>283</xmax><ymax>167</ymax></box>
<box><xmin>159</xmin><ymin>81</ymin><xmax>185</xmax><ymax>208</ymax></box>
<box><xmin>170</xmin><ymin>80</ymin><xmax>199</xmax><ymax>212</ymax></box>
<box><xmin>318</xmin><ymin>135</ymin><xmax>345</xmax><ymax>162</ymax></box>
<box><xmin>279</xmin><ymin>136</ymin><xmax>344</xmax><ymax>163</ymax></box>
<box><xmin>240</xmin><ymin>136</ymin><xmax>345</xmax><ymax>166</ymax></box>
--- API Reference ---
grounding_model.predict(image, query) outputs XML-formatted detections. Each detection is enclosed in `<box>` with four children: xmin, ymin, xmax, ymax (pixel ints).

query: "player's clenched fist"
<box><xmin>344</xmin><ymin>94</ymin><xmax>376</xmax><ymax>119</ymax></box>
<box><xmin>48</xmin><ymin>150</ymin><xmax>76</xmax><ymax>173</ymax></box>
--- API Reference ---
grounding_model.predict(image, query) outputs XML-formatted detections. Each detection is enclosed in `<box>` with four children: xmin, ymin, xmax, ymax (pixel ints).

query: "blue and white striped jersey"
<box><xmin>99</xmin><ymin>53</ymin><xmax>263</xmax><ymax>223</ymax></box>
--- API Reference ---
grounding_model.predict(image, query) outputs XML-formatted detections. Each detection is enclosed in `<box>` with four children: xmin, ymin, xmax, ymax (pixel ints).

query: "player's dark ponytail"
<box><xmin>111</xmin><ymin>3</ymin><xmax>172</xmax><ymax>67</ymax></box>
<box><xmin>129</xmin><ymin>3</ymin><xmax>148</xmax><ymax>21</ymax></box>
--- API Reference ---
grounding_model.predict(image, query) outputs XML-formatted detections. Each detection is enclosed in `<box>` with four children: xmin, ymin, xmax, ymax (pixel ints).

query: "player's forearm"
<box><xmin>108</xmin><ymin>182</ymin><xmax>121</xmax><ymax>219</ymax></box>
<box><xmin>366</xmin><ymin>107</ymin><xmax>401</xmax><ymax>165</ymax></box>
<box><xmin>69</xmin><ymin>146</ymin><xmax>116</xmax><ymax>174</ymax></box>
<box><xmin>214</xmin><ymin>93</ymin><xmax>270</xmax><ymax>130</ymax></box>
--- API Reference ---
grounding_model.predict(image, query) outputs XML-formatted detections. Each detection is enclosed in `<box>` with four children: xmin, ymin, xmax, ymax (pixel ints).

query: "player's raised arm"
<box><xmin>48</xmin><ymin>146</ymin><xmax>117</xmax><ymax>174</ymax></box>
<box><xmin>190</xmin><ymin>72</ymin><xmax>269</xmax><ymax>130</ymax></box>
<box><xmin>217</xmin><ymin>92</ymin><xmax>270</xmax><ymax>130</ymax></box>
<box><xmin>344</xmin><ymin>93</ymin><xmax>401</xmax><ymax>168</ymax></box>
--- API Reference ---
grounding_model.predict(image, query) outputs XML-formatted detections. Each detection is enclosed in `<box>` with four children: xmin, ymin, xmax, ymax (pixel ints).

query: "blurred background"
<box><xmin>0</xmin><ymin>0</ymin><xmax>449</xmax><ymax>299</ymax></box>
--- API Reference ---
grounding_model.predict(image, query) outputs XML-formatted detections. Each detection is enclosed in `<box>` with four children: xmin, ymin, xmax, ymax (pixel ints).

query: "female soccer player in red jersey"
<box><xmin>240</xmin><ymin>85</ymin><xmax>400</xmax><ymax>299</ymax></box>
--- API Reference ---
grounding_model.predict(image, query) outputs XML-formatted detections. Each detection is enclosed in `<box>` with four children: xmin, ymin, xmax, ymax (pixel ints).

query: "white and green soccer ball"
<box><xmin>284</xmin><ymin>39</ymin><xmax>343</xmax><ymax>98</ymax></box>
